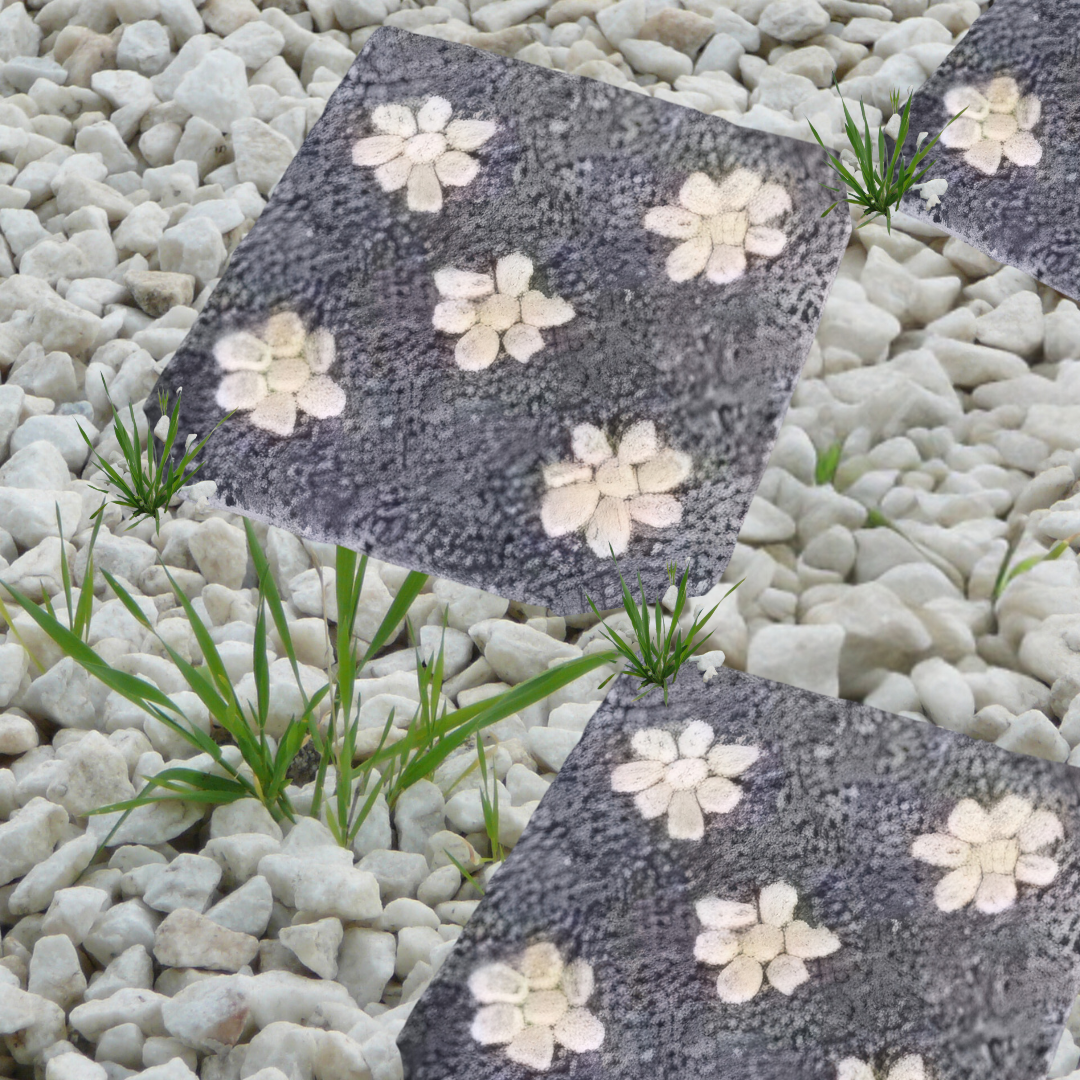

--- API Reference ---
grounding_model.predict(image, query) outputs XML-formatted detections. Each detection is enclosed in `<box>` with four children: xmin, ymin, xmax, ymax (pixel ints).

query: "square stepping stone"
<box><xmin>900</xmin><ymin>0</ymin><xmax>1077</xmax><ymax>299</ymax></box>
<box><xmin>148</xmin><ymin>27</ymin><xmax>849</xmax><ymax>613</ymax></box>
<box><xmin>399</xmin><ymin>667</ymin><xmax>1080</xmax><ymax>1080</ymax></box>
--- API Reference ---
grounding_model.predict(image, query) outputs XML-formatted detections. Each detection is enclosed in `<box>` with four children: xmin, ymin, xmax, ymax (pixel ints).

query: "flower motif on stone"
<box><xmin>611</xmin><ymin>721</ymin><xmax>759</xmax><ymax>841</ymax></box>
<box><xmin>213</xmin><ymin>312</ymin><xmax>345</xmax><ymax>438</ymax></box>
<box><xmin>940</xmin><ymin>77</ymin><xmax>1042</xmax><ymax>175</ymax></box>
<box><xmin>643</xmin><ymin>168</ymin><xmax>791</xmax><ymax>284</ymax></box>
<box><xmin>911</xmin><ymin>794</ymin><xmax>1062</xmax><ymax>914</ymax></box>
<box><xmin>541</xmin><ymin>421</ymin><xmax>691</xmax><ymax>557</ymax></box>
<box><xmin>432</xmin><ymin>253</ymin><xmax>575</xmax><ymax>371</ymax></box>
<box><xmin>352</xmin><ymin>96</ymin><xmax>496</xmax><ymax>213</ymax></box>
<box><xmin>468</xmin><ymin>942</ymin><xmax>605</xmax><ymax>1072</ymax></box>
<box><xmin>695</xmin><ymin>881</ymin><xmax>842</xmax><ymax>1004</ymax></box>
<box><xmin>837</xmin><ymin>1055</ymin><xmax>928</xmax><ymax>1080</ymax></box>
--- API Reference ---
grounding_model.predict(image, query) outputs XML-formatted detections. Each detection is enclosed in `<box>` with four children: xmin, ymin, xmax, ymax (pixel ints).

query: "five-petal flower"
<box><xmin>611</xmin><ymin>721</ymin><xmax>760</xmax><ymax>841</ymax></box>
<box><xmin>644</xmin><ymin>168</ymin><xmax>791</xmax><ymax>284</ymax></box>
<box><xmin>695</xmin><ymin>881</ymin><xmax>842</xmax><ymax>1004</ymax></box>
<box><xmin>469</xmin><ymin>943</ymin><xmax>605</xmax><ymax>1072</ymax></box>
<box><xmin>352</xmin><ymin>96</ymin><xmax>497</xmax><ymax>213</ymax></box>
<box><xmin>837</xmin><ymin>1055</ymin><xmax>928</xmax><ymax>1080</ymax></box>
<box><xmin>541</xmin><ymin>421</ymin><xmax>691</xmax><ymax>556</ymax></box>
<box><xmin>433</xmin><ymin>253</ymin><xmax>575</xmax><ymax>370</ymax></box>
<box><xmin>213</xmin><ymin>312</ymin><xmax>345</xmax><ymax>437</ymax></box>
<box><xmin>940</xmin><ymin>77</ymin><xmax>1042</xmax><ymax>175</ymax></box>
<box><xmin>911</xmin><ymin>794</ymin><xmax>1062</xmax><ymax>914</ymax></box>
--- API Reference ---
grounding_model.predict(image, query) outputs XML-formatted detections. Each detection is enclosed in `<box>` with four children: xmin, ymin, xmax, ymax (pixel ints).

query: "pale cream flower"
<box><xmin>644</xmin><ymin>168</ymin><xmax>791</xmax><ymax>284</ymax></box>
<box><xmin>837</xmin><ymin>1054</ymin><xmax>928</xmax><ymax>1080</ymax></box>
<box><xmin>469</xmin><ymin>943</ymin><xmax>605</xmax><ymax>1072</ymax></box>
<box><xmin>540</xmin><ymin>421</ymin><xmax>691</xmax><ymax>557</ymax></box>
<box><xmin>911</xmin><ymin>794</ymin><xmax>1062</xmax><ymax>914</ymax></box>
<box><xmin>213</xmin><ymin>313</ymin><xmax>344</xmax><ymax>437</ymax></box>
<box><xmin>695</xmin><ymin>881</ymin><xmax>841</xmax><ymax>1004</ymax></box>
<box><xmin>352</xmin><ymin>96</ymin><xmax>496</xmax><ymax>213</ymax></box>
<box><xmin>940</xmin><ymin>77</ymin><xmax>1042</xmax><ymax>175</ymax></box>
<box><xmin>611</xmin><ymin>720</ymin><xmax>758</xmax><ymax>841</ymax></box>
<box><xmin>433</xmin><ymin>253</ymin><xmax>575</xmax><ymax>371</ymax></box>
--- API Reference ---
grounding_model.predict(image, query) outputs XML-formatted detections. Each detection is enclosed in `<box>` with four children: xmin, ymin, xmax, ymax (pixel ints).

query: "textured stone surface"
<box><xmin>146</xmin><ymin>27</ymin><xmax>849</xmax><ymax>614</ymax></box>
<box><xmin>399</xmin><ymin>668</ymin><xmax>1080</xmax><ymax>1080</ymax></box>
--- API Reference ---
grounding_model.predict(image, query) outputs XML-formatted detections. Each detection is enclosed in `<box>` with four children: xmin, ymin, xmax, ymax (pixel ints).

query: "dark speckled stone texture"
<box><xmin>146</xmin><ymin>27</ymin><xmax>849</xmax><ymax>614</ymax></box>
<box><xmin>901</xmin><ymin>0</ymin><xmax>1080</xmax><ymax>300</ymax></box>
<box><xmin>398</xmin><ymin>668</ymin><xmax>1080</xmax><ymax>1080</ymax></box>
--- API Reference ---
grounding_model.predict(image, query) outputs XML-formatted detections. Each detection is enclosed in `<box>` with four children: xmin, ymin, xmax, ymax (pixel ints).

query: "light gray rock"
<box><xmin>83</xmin><ymin>944</ymin><xmax>155</xmax><ymax>1000</ymax></box>
<box><xmin>393</xmin><ymin>779</ymin><xmax>445</xmax><ymax>855</ymax></box>
<box><xmin>69</xmin><ymin>987</ymin><xmax>168</xmax><ymax>1040</ymax></box>
<box><xmin>526</xmin><ymin>726</ymin><xmax>582</xmax><ymax>772</ymax></box>
<box><xmin>83</xmin><ymin>901</ymin><xmax>161</xmax><ymax>967</ymax></box>
<box><xmin>996</xmin><ymin>710</ymin><xmax>1070</xmax><ymax>763</ymax></box>
<box><xmin>9</xmin><ymin>832</ymin><xmax>98</xmax><ymax>915</ymax></box>
<box><xmin>142</xmin><ymin>853</ymin><xmax>222</xmax><ymax>914</ymax></box>
<box><xmin>28</xmin><ymin>933</ymin><xmax>87</xmax><ymax>1009</ymax></box>
<box><xmin>356</xmin><ymin>848</ymin><xmax>429</xmax><ymax>902</ymax></box>
<box><xmin>746</xmin><ymin>623</ymin><xmax>845</xmax><ymax>698</ymax></box>
<box><xmin>279</xmin><ymin>917</ymin><xmax>343</xmax><ymax>980</ymax></box>
<box><xmin>469</xmin><ymin>619</ymin><xmax>582</xmax><ymax>684</ymax></box>
<box><xmin>0</xmin><ymin>796</ymin><xmax>68</xmax><ymax>886</ymax></box>
<box><xmin>204</xmin><ymin>874</ymin><xmax>273</xmax><ymax>937</ymax></box>
<box><xmin>154</xmin><ymin>907</ymin><xmax>259</xmax><ymax>972</ymax></box>
<box><xmin>337</xmin><ymin>926</ymin><xmax>396</xmax><ymax>1007</ymax></box>
<box><xmin>160</xmin><ymin>974</ymin><xmax>250</xmax><ymax>1054</ymax></box>
<box><xmin>41</xmin><ymin>885</ymin><xmax>110</xmax><ymax>945</ymax></box>
<box><xmin>173</xmin><ymin>48</ymin><xmax>254</xmax><ymax>131</ymax></box>
<box><xmin>910</xmin><ymin>657</ymin><xmax>976</xmax><ymax>734</ymax></box>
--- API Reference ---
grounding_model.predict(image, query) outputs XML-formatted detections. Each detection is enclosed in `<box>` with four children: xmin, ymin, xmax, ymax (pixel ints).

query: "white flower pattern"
<box><xmin>911</xmin><ymin>794</ymin><xmax>1062</xmax><ymax>914</ymax></box>
<box><xmin>644</xmin><ymin>168</ymin><xmax>791</xmax><ymax>284</ymax></box>
<box><xmin>468</xmin><ymin>943</ymin><xmax>605</xmax><ymax>1072</ymax></box>
<box><xmin>695</xmin><ymin>881</ymin><xmax>842</xmax><ymax>1004</ymax></box>
<box><xmin>940</xmin><ymin>77</ymin><xmax>1042</xmax><ymax>175</ymax></box>
<box><xmin>611</xmin><ymin>721</ymin><xmax>759</xmax><ymax>841</ymax></box>
<box><xmin>352</xmin><ymin>96</ymin><xmax>496</xmax><ymax>213</ymax></box>
<box><xmin>433</xmin><ymin>253</ymin><xmax>575</xmax><ymax>371</ymax></box>
<box><xmin>213</xmin><ymin>312</ymin><xmax>345</xmax><ymax>438</ymax></box>
<box><xmin>540</xmin><ymin>421</ymin><xmax>691</xmax><ymax>557</ymax></box>
<box><xmin>837</xmin><ymin>1055</ymin><xmax>928</xmax><ymax>1080</ymax></box>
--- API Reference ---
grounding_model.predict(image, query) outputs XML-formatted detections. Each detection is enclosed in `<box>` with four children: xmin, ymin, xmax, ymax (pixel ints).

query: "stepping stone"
<box><xmin>148</xmin><ymin>27</ymin><xmax>849</xmax><ymax>613</ymax></box>
<box><xmin>899</xmin><ymin>0</ymin><xmax>1075</xmax><ymax>298</ymax></box>
<box><xmin>398</xmin><ymin>667</ymin><xmax>1080</xmax><ymax>1080</ymax></box>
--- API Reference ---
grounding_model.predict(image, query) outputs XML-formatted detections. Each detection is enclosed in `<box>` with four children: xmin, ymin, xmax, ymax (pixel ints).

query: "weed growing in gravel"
<box><xmin>814</xmin><ymin>440</ymin><xmax>843</xmax><ymax>486</ymax></box>
<box><xmin>82</xmin><ymin>380</ymin><xmax>233</xmax><ymax>534</ymax></box>
<box><xmin>992</xmin><ymin>531</ymin><xmax>1080</xmax><ymax>602</ymax></box>
<box><xmin>809</xmin><ymin>84</ymin><xmax>965</xmax><ymax>232</ymax></box>
<box><xmin>587</xmin><ymin>551</ymin><xmax>741</xmax><ymax>705</ymax></box>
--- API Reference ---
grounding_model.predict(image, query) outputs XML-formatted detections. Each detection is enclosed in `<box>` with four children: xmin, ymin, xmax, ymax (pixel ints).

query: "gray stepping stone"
<box><xmin>398</xmin><ymin>668</ymin><xmax>1080</xmax><ymax>1080</ymax></box>
<box><xmin>900</xmin><ymin>0</ymin><xmax>1076</xmax><ymax>297</ymax></box>
<box><xmin>147</xmin><ymin>27</ymin><xmax>849</xmax><ymax>613</ymax></box>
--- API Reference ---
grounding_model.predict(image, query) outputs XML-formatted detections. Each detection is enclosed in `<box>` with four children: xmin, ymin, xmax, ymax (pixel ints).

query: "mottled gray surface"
<box><xmin>147</xmin><ymin>27</ymin><xmax>849</xmax><ymax>614</ymax></box>
<box><xmin>901</xmin><ymin>0</ymin><xmax>1080</xmax><ymax>300</ymax></box>
<box><xmin>399</xmin><ymin>668</ymin><xmax>1080</xmax><ymax>1080</ymax></box>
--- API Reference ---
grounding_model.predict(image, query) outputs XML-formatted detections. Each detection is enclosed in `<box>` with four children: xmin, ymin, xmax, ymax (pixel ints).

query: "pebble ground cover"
<box><xmin>3</xmin><ymin>0</ymin><xmax>1080</xmax><ymax>1077</ymax></box>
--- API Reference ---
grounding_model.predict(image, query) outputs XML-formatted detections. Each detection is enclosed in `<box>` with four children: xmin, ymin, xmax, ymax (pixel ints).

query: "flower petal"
<box><xmin>744</xmin><ymin>227</ymin><xmax>786</xmax><ymax>258</ymax></box>
<box><xmin>406</xmin><ymin>163</ymin><xmax>442</xmax><ymax>212</ymax></box>
<box><xmin>553</xmin><ymin>1008</ymin><xmax>604</xmax><ymax>1053</ymax></box>
<box><xmin>715</xmin><ymin>167</ymin><xmax>762</xmax><ymax>211</ymax></box>
<box><xmin>667</xmin><ymin>790</ymin><xmax>704</xmax><ymax>841</ymax></box>
<box><xmin>632</xmin><ymin>728</ymin><xmax>678</xmax><ymax>763</ymax></box>
<box><xmin>706</xmin><ymin>744</ymin><xmax>760</xmax><ymax>777</ymax></box>
<box><xmin>445</xmin><ymin>118</ymin><xmax>497</xmax><ymax>151</ymax></box>
<box><xmin>765</xmin><ymin>954</ymin><xmax>808</xmax><ymax>996</ymax></box>
<box><xmin>636</xmin><ymin>448</ymin><xmax>692</xmax><ymax>494</ymax></box>
<box><xmin>666</xmin><ymin>234</ymin><xmax>711</xmax><ymax>282</ymax></box>
<box><xmin>944</xmin><ymin>85</ymin><xmax>989</xmax><ymax>120</ymax></box>
<box><xmin>989</xmin><ymin>794</ymin><xmax>1033</xmax><ymax>839</ymax></box>
<box><xmin>611</xmin><ymin>760</ymin><xmax>665</xmax><ymax>793</ymax></box>
<box><xmin>506</xmin><ymin>1026</ymin><xmax>554</xmax><ymax>1071</ymax></box>
<box><xmin>503</xmin><ymin>323</ymin><xmax>545</xmax><ymax>362</ymax></box>
<box><xmin>571</xmin><ymin>424</ymin><xmax>613</xmax><ymax>467</ymax></box>
<box><xmin>887</xmin><ymin>1055</ymin><xmax>926</xmax><ymax>1080</ymax></box>
<box><xmin>1017</xmin><ymin>809</ymin><xmax>1063</xmax><ymax>852</ymax></box>
<box><xmin>964</xmin><ymin>137</ymin><xmax>1002</xmax><ymax>175</ymax></box>
<box><xmin>678</xmin><ymin>172</ymin><xmax>724</xmax><ymax>215</ymax></box>
<box><xmin>911</xmin><ymin>832</ymin><xmax>972</xmax><ymax>868</ymax></box>
<box><xmin>644</xmin><ymin>205</ymin><xmax>702</xmax><ymax>239</ymax></box>
<box><xmin>983</xmin><ymin>112</ymin><xmax>1018</xmax><ymax>141</ymax></box>
<box><xmin>417</xmin><ymin>96</ymin><xmax>453</xmax><ymax>132</ymax></box>
<box><xmin>940</xmin><ymin>115</ymin><xmax>981</xmax><ymax>149</ymax></box>
<box><xmin>469</xmin><ymin>962</ymin><xmax>529</xmax><ymax>1004</ymax></box>
<box><xmin>215</xmin><ymin>331</ymin><xmax>271</xmax><ymax>372</ymax></box>
<box><xmin>635</xmin><ymin>780</ymin><xmax>673</xmax><ymax>820</ymax></box>
<box><xmin>586</xmin><ymin>496</ymin><xmax>631</xmax><ymax>557</ymax></box>
<box><xmin>434</xmin><ymin>150</ymin><xmax>479</xmax><ymax>187</ymax></box>
<box><xmin>296</xmin><ymin>376</ymin><xmax>346</xmax><ymax>419</ymax></box>
<box><xmin>263</xmin><ymin>312</ymin><xmax>305</xmax><ymax>357</ymax></box>
<box><xmin>540</xmin><ymin>482</ymin><xmax>600</xmax><ymax>538</ymax></box>
<box><xmin>433</xmin><ymin>299</ymin><xmax>477</xmax><ymax>335</ymax></box>
<box><xmin>758</xmin><ymin>881</ymin><xmax>798</xmax><ymax>928</ymax></box>
<box><xmin>434</xmin><ymin>267</ymin><xmax>493</xmax><ymax>300</ymax></box>
<box><xmin>495</xmin><ymin>252</ymin><xmax>533</xmax><ymax>297</ymax></box>
<box><xmin>543</xmin><ymin>461</ymin><xmax>592</xmax><ymax>489</ymax></box>
<box><xmin>520</xmin><ymin>290</ymin><xmax>575</xmax><ymax>328</ymax></box>
<box><xmin>616</xmin><ymin>421</ymin><xmax>658</xmax><ymax>465</ymax></box>
<box><xmin>352</xmin><ymin>135</ymin><xmax>405</xmax><ymax>166</ymax></box>
<box><xmin>974</xmin><ymin>871</ymin><xmax>1016</xmax><ymax>914</ymax></box>
<box><xmin>595</xmin><ymin>459</ymin><xmax>638</xmax><ymax>499</ymax></box>
<box><xmin>1014</xmin><ymin>853</ymin><xmax>1059</xmax><ymax>886</ymax></box>
<box><xmin>523</xmin><ymin>989</ymin><xmax>568</xmax><ymax>1026</ymax></box>
<box><xmin>986</xmin><ymin>75</ymin><xmax>1019</xmax><ymax>113</ymax></box>
<box><xmin>480</xmin><ymin>291</ymin><xmax>522</xmax><ymax>331</ymax></box>
<box><xmin>560</xmin><ymin>959</ymin><xmax>594</xmax><ymax>1007</ymax></box>
<box><xmin>837</xmin><ymin>1060</ymin><xmax>876</xmax><ymax>1080</ymax></box>
<box><xmin>695</xmin><ymin>776</ymin><xmax>741</xmax><ymax>815</ymax></box>
<box><xmin>266</xmin><ymin>357</ymin><xmax>310</xmax><ymax>394</ymax></box>
<box><xmin>678</xmin><ymin>720</ymin><xmax>715</xmax><ymax>760</ymax></box>
<box><xmin>250</xmin><ymin>391</ymin><xmax>296</xmax><ymax>437</ymax></box>
<box><xmin>695</xmin><ymin>897</ymin><xmax>758</xmax><ymax>930</ymax></box>
<box><xmin>470</xmin><ymin>1003</ymin><xmax>523</xmax><ymax>1045</ymax></box>
<box><xmin>517</xmin><ymin>943</ymin><xmax>563</xmax><ymax>989</ymax></box>
<box><xmin>784</xmin><ymin>920</ymin><xmax>840</xmax><ymax>959</ymax></box>
<box><xmin>716</xmin><ymin>956</ymin><xmax>763</xmax><ymax>1004</ymax></box>
<box><xmin>706</xmin><ymin>243</ymin><xmax>746</xmax><ymax>283</ymax></box>
<box><xmin>933</xmin><ymin>860</ymin><xmax>981</xmax><ymax>912</ymax></box>
<box><xmin>948</xmin><ymin>799</ymin><xmax>992</xmax><ymax>844</ymax></box>
<box><xmin>304</xmin><ymin>328</ymin><xmax>335</xmax><ymax>374</ymax></box>
<box><xmin>374</xmin><ymin>154</ymin><xmax>411</xmax><ymax>191</ymax></box>
<box><xmin>454</xmin><ymin>325</ymin><xmax>501</xmax><ymax>371</ymax></box>
<box><xmin>695</xmin><ymin>929</ymin><xmax>740</xmax><ymax>966</ymax></box>
<box><xmin>371</xmin><ymin>103</ymin><xmax>416</xmax><ymax>137</ymax></box>
<box><xmin>747</xmin><ymin>182</ymin><xmax>791</xmax><ymax>224</ymax></box>
<box><xmin>1003</xmin><ymin>131</ymin><xmax>1042</xmax><ymax>167</ymax></box>
<box><xmin>1016</xmin><ymin>94</ymin><xmax>1041</xmax><ymax>130</ymax></box>
<box><xmin>216</xmin><ymin>371</ymin><xmax>266</xmax><ymax>411</ymax></box>
<box><xmin>628</xmin><ymin>493</ymin><xmax>682</xmax><ymax>528</ymax></box>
